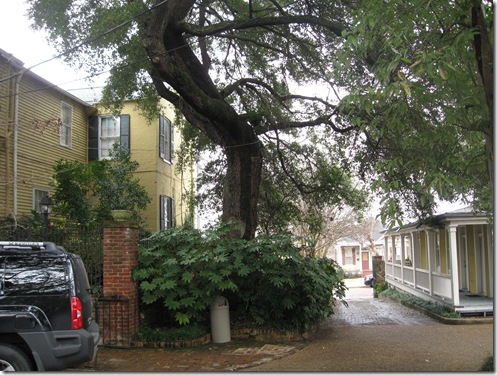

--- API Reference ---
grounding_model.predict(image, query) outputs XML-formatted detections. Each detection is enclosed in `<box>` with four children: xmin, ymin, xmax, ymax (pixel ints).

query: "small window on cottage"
<box><xmin>404</xmin><ymin>236</ymin><xmax>413</xmax><ymax>266</ymax></box>
<box><xmin>435</xmin><ymin>231</ymin><xmax>441</xmax><ymax>273</ymax></box>
<box><xmin>99</xmin><ymin>116</ymin><xmax>120</xmax><ymax>159</ymax></box>
<box><xmin>60</xmin><ymin>102</ymin><xmax>72</xmax><ymax>147</ymax></box>
<box><xmin>344</xmin><ymin>248</ymin><xmax>354</xmax><ymax>265</ymax></box>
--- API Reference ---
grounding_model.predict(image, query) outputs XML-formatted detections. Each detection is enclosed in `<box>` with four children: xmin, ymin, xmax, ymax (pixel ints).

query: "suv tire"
<box><xmin>0</xmin><ymin>343</ymin><xmax>33</xmax><ymax>371</ymax></box>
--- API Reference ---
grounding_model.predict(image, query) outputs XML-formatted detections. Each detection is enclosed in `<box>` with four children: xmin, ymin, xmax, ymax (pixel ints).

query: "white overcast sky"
<box><xmin>0</xmin><ymin>0</ymin><xmax>104</xmax><ymax>94</ymax></box>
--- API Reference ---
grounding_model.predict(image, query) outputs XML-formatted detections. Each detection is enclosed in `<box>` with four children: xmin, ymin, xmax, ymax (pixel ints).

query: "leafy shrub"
<box><xmin>373</xmin><ymin>281</ymin><xmax>388</xmax><ymax>295</ymax></box>
<box><xmin>133</xmin><ymin>325</ymin><xmax>208</xmax><ymax>343</ymax></box>
<box><xmin>480</xmin><ymin>356</ymin><xmax>493</xmax><ymax>371</ymax></box>
<box><xmin>51</xmin><ymin>145</ymin><xmax>150</xmax><ymax>224</ymax></box>
<box><xmin>133</xmin><ymin>222</ymin><xmax>346</xmax><ymax>331</ymax></box>
<box><xmin>380</xmin><ymin>288</ymin><xmax>461</xmax><ymax>318</ymax></box>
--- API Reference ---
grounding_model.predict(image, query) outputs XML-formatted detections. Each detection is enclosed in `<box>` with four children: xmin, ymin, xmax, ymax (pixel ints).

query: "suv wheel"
<box><xmin>0</xmin><ymin>344</ymin><xmax>33</xmax><ymax>371</ymax></box>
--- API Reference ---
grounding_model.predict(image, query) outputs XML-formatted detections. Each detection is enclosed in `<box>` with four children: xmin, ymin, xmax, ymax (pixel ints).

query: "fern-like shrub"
<box><xmin>380</xmin><ymin>288</ymin><xmax>461</xmax><ymax>318</ymax></box>
<box><xmin>133</xmin><ymin>223</ymin><xmax>346</xmax><ymax>332</ymax></box>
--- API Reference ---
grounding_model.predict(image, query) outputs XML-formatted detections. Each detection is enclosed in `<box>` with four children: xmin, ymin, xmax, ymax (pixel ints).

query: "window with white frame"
<box><xmin>159</xmin><ymin>114</ymin><xmax>174</xmax><ymax>163</ymax></box>
<box><xmin>99</xmin><ymin>116</ymin><xmax>120</xmax><ymax>159</ymax></box>
<box><xmin>414</xmin><ymin>232</ymin><xmax>422</xmax><ymax>267</ymax></box>
<box><xmin>404</xmin><ymin>235</ymin><xmax>413</xmax><ymax>266</ymax></box>
<box><xmin>435</xmin><ymin>231</ymin><xmax>441</xmax><ymax>273</ymax></box>
<box><xmin>344</xmin><ymin>247</ymin><xmax>354</xmax><ymax>265</ymax></box>
<box><xmin>33</xmin><ymin>189</ymin><xmax>49</xmax><ymax>213</ymax></box>
<box><xmin>160</xmin><ymin>195</ymin><xmax>175</xmax><ymax>230</ymax></box>
<box><xmin>60</xmin><ymin>102</ymin><xmax>72</xmax><ymax>147</ymax></box>
<box><xmin>394</xmin><ymin>236</ymin><xmax>401</xmax><ymax>263</ymax></box>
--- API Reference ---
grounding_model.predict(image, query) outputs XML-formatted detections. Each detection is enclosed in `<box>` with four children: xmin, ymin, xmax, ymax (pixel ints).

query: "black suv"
<box><xmin>0</xmin><ymin>241</ymin><xmax>99</xmax><ymax>371</ymax></box>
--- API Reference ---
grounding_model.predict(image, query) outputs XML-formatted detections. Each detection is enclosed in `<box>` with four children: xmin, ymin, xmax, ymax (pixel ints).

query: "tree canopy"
<box><xmin>27</xmin><ymin>0</ymin><xmax>493</xmax><ymax>236</ymax></box>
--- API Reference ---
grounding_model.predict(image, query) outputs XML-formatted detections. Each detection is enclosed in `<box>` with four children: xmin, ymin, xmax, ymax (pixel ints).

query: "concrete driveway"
<box><xmin>244</xmin><ymin>278</ymin><xmax>494</xmax><ymax>372</ymax></box>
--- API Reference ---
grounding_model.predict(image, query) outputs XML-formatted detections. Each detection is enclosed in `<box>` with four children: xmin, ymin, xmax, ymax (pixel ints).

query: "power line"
<box><xmin>0</xmin><ymin>0</ymin><xmax>306</xmax><ymax>101</ymax></box>
<box><xmin>0</xmin><ymin>0</ymin><xmax>169</xmax><ymax>84</ymax></box>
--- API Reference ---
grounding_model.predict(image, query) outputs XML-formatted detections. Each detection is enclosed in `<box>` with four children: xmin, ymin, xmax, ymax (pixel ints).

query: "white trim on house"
<box><xmin>383</xmin><ymin>208</ymin><xmax>493</xmax><ymax>316</ymax></box>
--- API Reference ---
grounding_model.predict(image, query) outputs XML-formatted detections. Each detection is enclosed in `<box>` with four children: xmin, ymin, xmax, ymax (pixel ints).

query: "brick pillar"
<box><xmin>101</xmin><ymin>220</ymin><xmax>139</xmax><ymax>346</ymax></box>
<box><xmin>373</xmin><ymin>255</ymin><xmax>385</xmax><ymax>283</ymax></box>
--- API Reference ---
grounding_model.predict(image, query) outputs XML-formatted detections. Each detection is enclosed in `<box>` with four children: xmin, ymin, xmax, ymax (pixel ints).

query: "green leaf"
<box><xmin>175</xmin><ymin>312</ymin><xmax>190</xmax><ymax>326</ymax></box>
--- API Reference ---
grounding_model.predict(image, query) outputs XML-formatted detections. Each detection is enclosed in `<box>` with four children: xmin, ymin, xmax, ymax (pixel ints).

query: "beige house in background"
<box><xmin>0</xmin><ymin>48</ymin><xmax>195</xmax><ymax>231</ymax></box>
<box><xmin>328</xmin><ymin>221</ymin><xmax>385</xmax><ymax>277</ymax></box>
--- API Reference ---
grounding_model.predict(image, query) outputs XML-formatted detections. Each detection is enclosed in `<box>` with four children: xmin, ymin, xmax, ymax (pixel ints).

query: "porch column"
<box><xmin>411</xmin><ymin>232</ymin><xmax>417</xmax><ymax>287</ymax></box>
<box><xmin>448</xmin><ymin>225</ymin><xmax>460</xmax><ymax>307</ymax></box>
<box><xmin>400</xmin><ymin>234</ymin><xmax>405</xmax><ymax>282</ymax></box>
<box><xmin>487</xmin><ymin>227</ymin><xmax>494</xmax><ymax>298</ymax></box>
<box><xmin>426</xmin><ymin>230</ymin><xmax>433</xmax><ymax>296</ymax></box>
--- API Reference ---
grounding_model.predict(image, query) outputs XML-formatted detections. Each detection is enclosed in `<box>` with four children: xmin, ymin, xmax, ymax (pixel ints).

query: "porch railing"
<box><xmin>385</xmin><ymin>261</ymin><xmax>451</xmax><ymax>299</ymax></box>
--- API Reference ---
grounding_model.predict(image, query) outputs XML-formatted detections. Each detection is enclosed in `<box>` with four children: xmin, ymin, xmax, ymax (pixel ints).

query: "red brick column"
<box><xmin>101</xmin><ymin>220</ymin><xmax>140</xmax><ymax>346</ymax></box>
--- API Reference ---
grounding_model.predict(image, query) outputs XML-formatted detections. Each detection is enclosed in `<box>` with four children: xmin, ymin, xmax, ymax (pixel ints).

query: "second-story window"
<box><xmin>99</xmin><ymin>116</ymin><xmax>120</xmax><ymax>159</ymax></box>
<box><xmin>159</xmin><ymin>114</ymin><xmax>174</xmax><ymax>163</ymax></box>
<box><xmin>89</xmin><ymin>114</ymin><xmax>130</xmax><ymax>161</ymax></box>
<box><xmin>60</xmin><ymin>102</ymin><xmax>72</xmax><ymax>147</ymax></box>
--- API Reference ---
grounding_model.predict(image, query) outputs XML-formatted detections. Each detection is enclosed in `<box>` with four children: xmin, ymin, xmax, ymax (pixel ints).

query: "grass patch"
<box><xmin>480</xmin><ymin>356</ymin><xmax>493</xmax><ymax>371</ymax></box>
<box><xmin>133</xmin><ymin>325</ymin><xmax>209</xmax><ymax>343</ymax></box>
<box><xmin>380</xmin><ymin>288</ymin><xmax>461</xmax><ymax>318</ymax></box>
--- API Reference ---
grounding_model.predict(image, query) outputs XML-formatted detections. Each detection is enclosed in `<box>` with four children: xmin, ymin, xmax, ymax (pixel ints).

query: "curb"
<box><xmin>383</xmin><ymin>296</ymin><xmax>493</xmax><ymax>325</ymax></box>
<box><xmin>127</xmin><ymin>326</ymin><xmax>315</xmax><ymax>349</ymax></box>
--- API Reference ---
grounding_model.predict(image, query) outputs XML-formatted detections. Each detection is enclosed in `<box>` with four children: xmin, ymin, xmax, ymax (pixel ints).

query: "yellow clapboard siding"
<box><xmin>0</xmin><ymin>61</ymin><xmax>89</xmax><ymax>217</ymax></box>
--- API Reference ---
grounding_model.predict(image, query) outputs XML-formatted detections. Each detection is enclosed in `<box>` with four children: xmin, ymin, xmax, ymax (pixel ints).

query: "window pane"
<box><xmin>33</xmin><ymin>189</ymin><xmax>48</xmax><ymax>213</ymax></box>
<box><xmin>99</xmin><ymin>116</ymin><xmax>120</xmax><ymax>158</ymax></box>
<box><xmin>4</xmin><ymin>256</ymin><xmax>68</xmax><ymax>296</ymax></box>
<box><xmin>60</xmin><ymin>103</ymin><xmax>72</xmax><ymax>147</ymax></box>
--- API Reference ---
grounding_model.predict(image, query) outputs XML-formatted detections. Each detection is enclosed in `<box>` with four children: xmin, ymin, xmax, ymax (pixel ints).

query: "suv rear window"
<box><xmin>1</xmin><ymin>256</ymin><xmax>68</xmax><ymax>296</ymax></box>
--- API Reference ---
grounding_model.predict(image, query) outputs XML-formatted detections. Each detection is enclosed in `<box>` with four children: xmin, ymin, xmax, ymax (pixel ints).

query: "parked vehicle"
<box><xmin>0</xmin><ymin>241</ymin><xmax>99</xmax><ymax>371</ymax></box>
<box><xmin>364</xmin><ymin>274</ymin><xmax>376</xmax><ymax>287</ymax></box>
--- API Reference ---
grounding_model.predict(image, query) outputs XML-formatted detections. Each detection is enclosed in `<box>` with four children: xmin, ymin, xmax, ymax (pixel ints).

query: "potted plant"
<box><xmin>94</xmin><ymin>145</ymin><xmax>151</xmax><ymax>222</ymax></box>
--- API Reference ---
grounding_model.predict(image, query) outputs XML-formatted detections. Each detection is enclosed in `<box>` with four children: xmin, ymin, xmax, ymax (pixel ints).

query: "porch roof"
<box><xmin>383</xmin><ymin>206</ymin><xmax>489</xmax><ymax>235</ymax></box>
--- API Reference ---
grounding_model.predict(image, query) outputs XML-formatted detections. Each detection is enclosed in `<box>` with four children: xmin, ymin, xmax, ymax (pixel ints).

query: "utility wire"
<box><xmin>0</xmin><ymin>0</ymin><xmax>305</xmax><ymax>100</ymax></box>
<box><xmin>0</xmin><ymin>0</ymin><xmax>169</xmax><ymax>84</ymax></box>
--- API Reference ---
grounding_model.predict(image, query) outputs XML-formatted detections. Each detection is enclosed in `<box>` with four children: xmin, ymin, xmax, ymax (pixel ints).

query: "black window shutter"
<box><xmin>170</xmin><ymin>122</ymin><xmax>175</xmax><ymax>162</ymax></box>
<box><xmin>159</xmin><ymin>115</ymin><xmax>165</xmax><ymax>159</ymax></box>
<box><xmin>88</xmin><ymin>116</ymin><xmax>99</xmax><ymax>161</ymax></box>
<box><xmin>160</xmin><ymin>195</ymin><xmax>165</xmax><ymax>230</ymax></box>
<box><xmin>120</xmin><ymin>114</ymin><xmax>130</xmax><ymax>151</ymax></box>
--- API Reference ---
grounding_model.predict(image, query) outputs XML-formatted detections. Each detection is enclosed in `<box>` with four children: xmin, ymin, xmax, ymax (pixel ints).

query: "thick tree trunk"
<box><xmin>222</xmin><ymin>141</ymin><xmax>262</xmax><ymax>240</ymax></box>
<box><xmin>143</xmin><ymin>1</ymin><xmax>264</xmax><ymax>239</ymax></box>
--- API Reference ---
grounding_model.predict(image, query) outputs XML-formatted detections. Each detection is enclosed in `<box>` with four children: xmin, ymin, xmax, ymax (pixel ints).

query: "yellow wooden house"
<box><xmin>90</xmin><ymin>100</ymin><xmax>195</xmax><ymax>231</ymax></box>
<box><xmin>383</xmin><ymin>207</ymin><xmax>493</xmax><ymax>316</ymax></box>
<box><xmin>0</xmin><ymin>48</ymin><xmax>194</xmax><ymax>231</ymax></box>
<box><xmin>0</xmin><ymin>48</ymin><xmax>94</xmax><ymax>218</ymax></box>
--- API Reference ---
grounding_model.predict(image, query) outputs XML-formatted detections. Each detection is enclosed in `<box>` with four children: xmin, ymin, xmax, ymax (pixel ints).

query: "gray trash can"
<box><xmin>210</xmin><ymin>296</ymin><xmax>231</xmax><ymax>343</ymax></box>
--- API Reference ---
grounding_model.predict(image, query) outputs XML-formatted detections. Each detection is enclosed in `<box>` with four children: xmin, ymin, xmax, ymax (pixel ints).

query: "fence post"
<box><xmin>101</xmin><ymin>220</ymin><xmax>140</xmax><ymax>347</ymax></box>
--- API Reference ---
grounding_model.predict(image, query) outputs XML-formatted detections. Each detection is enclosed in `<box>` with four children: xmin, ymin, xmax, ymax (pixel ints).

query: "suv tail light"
<box><xmin>70</xmin><ymin>297</ymin><xmax>83</xmax><ymax>330</ymax></box>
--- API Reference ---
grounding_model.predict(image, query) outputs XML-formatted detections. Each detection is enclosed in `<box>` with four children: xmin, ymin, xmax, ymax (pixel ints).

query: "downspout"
<box><xmin>13</xmin><ymin>70</ymin><xmax>24</xmax><ymax>216</ymax></box>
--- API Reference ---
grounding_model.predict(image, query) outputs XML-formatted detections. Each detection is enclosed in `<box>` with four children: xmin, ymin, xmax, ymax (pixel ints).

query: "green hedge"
<box><xmin>133</xmin><ymin>223</ymin><xmax>346</xmax><ymax>332</ymax></box>
<box><xmin>380</xmin><ymin>288</ymin><xmax>460</xmax><ymax>318</ymax></box>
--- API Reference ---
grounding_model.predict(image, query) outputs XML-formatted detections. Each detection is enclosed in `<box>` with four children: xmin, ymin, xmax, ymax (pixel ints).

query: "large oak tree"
<box><xmin>27</xmin><ymin>0</ymin><xmax>492</xmax><ymax>236</ymax></box>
